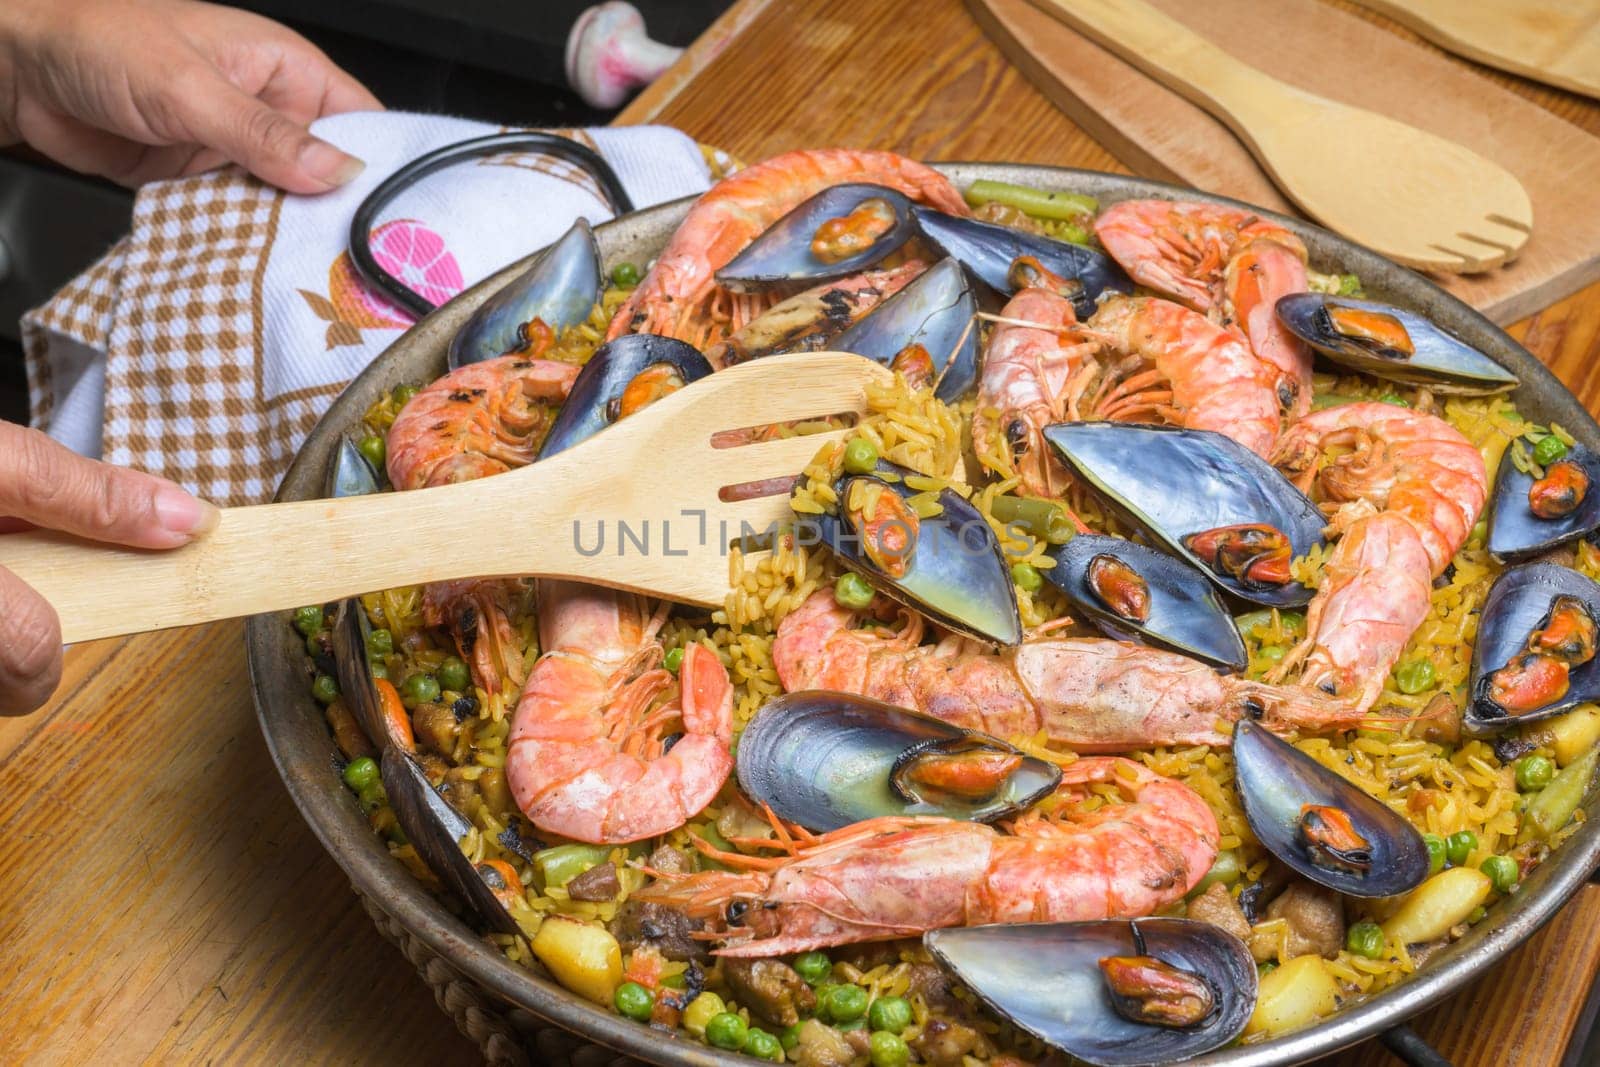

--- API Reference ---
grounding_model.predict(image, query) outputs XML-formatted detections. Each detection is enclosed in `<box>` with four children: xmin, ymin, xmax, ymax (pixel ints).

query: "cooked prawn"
<box><xmin>772</xmin><ymin>590</ymin><xmax>1376</xmax><ymax>750</ymax></box>
<box><xmin>605</xmin><ymin>149</ymin><xmax>967</xmax><ymax>348</ymax></box>
<box><xmin>1087</xmin><ymin>295</ymin><xmax>1281</xmax><ymax>458</ymax></box>
<box><xmin>1267</xmin><ymin>402</ymin><xmax>1488</xmax><ymax>708</ymax></box>
<box><xmin>506</xmin><ymin>580</ymin><xmax>734</xmax><ymax>843</ymax></box>
<box><xmin>636</xmin><ymin>758</ymin><xmax>1218</xmax><ymax>955</ymax></box>
<box><xmin>1095</xmin><ymin>200</ymin><xmax>1312</xmax><ymax>417</ymax></box>
<box><xmin>386</xmin><ymin>355</ymin><xmax>578</xmax><ymax>694</ymax></box>
<box><xmin>385</xmin><ymin>355</ymin><xmax>578</xmax><ymax>490</ymax></box>
<box><xmin>972</xmin><ymin>286</ymin><xmax>1101</xmax><ymax>497</ymax></box>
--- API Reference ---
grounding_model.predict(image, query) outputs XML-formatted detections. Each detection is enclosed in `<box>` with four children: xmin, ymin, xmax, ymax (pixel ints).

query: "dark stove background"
<box><xmin>0</xmin><ymin>0</ymin><xmax>727</xmax><ymax>426</ymax></box>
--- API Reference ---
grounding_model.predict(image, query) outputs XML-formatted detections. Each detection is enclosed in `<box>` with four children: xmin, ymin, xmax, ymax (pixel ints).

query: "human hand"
<box><xmin>0</xmin><ymin>424</ymin><xmax>219</xmax><ymax>715</ymax></box>
<box><xmin>0</xmin><ymin>0</ymin><xmax>380</xmax><ymax>192</ymax></box>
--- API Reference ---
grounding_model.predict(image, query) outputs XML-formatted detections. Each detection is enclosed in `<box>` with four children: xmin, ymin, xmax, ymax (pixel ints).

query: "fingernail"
<box><xmin>299</xmin><ymin>138</ymin><xmax>366</xmax><ymax>188</ymax></box>
<box><xmin>154</xmin><ymin>486</ymin><xmax>221</xmax><ymax>539</ymax></box>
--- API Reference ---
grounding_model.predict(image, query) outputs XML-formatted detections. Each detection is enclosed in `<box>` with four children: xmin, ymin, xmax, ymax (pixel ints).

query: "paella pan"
<box><xmin>247</xmin><ymin>153</ymin><xmax>1600</xmax><ymax>1066</ymax></box>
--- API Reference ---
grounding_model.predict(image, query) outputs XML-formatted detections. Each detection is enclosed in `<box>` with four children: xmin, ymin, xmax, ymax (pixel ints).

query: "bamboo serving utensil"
<box><xmin>1351</xmin><ymin>0</ymin><xmax>1600</xmax><ymax>100</ymax></box>
<box><xmin>1031</xmin><ymin>0</ymin><xmax>1534</xmax><ymax>272</ymax></box>
<box><xmin>0</xmin><ymin>352</ymin><xmax>892</xmax><ymax>643</ymax></box>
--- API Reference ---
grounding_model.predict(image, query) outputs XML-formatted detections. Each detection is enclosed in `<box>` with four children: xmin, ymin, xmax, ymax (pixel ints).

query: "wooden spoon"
<box><xmin>0</xmin><ymin>352</ymin><xmax>892</xmax><ymax>643</ymax></box>
<box><xmin>1031</xmin><ymin>0</ymin><xmax>1533</xmax><ymax>272</ymax></box>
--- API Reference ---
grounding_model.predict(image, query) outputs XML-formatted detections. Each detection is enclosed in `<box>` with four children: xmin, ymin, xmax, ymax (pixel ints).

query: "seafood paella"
<box><xmin>294</xmin><ymin>148</ymin><xmax>1600</xmax><ymax>1065</ymax></box>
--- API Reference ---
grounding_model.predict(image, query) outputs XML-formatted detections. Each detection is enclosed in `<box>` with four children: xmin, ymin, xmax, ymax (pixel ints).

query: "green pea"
<box><xmin>793</xmin><ymin>950</ymin><xmax>832</xmax><ymax>986</ymax></box>
<box><xmin>400</xmin><ymin>673</ymin><xmax>441</xmax><ymax>707</ymax></box>
<box><xmin>357</xmin><ymin>433</ymin><xmax>387</xmax><ymax>471</ymax></box>
<box><xmin>356</xmin><ymin>782</ymin><xmax>387</xmax><ymax>813</ymax></box>
<box><xmin>614</xmin><ymin>981</ymin><xmax>654</xmax><ymax>1022</ymax></box>
<box><xmin>365</xmin><ymin>627</ymin><xmax>394</xmax><ymax>658</ymax></box>
<box><xmin>814</xmin><ymin>984</ymin><xmax>843</xmax><ymax>1019</ymax></box>
<box><xmin>1468</xmin><ymin>906</ymin><xmax>1487</xmax><ymax>924</ymax></box>
<box><xmin>437</xmin><ymin>656</ymin><xmax>470</xmax><ymax>693</ymax></box>
<box><xmin>306</xmin><ymin>632</ymin><xmax>325</xmax><ymax>657</ymax></box>
<box><xmin>1446</xmin><ymin>829</ymin><xmax>1478</xmax><ymax>867</ymax></box>
<box><xmin>1423</xmin><ymin>833</ymin><xmax>1447</xmax><ymax>874</ymax></box>
<box><xmin>870</xmin><ymin>1031</ymin><xmax>910</xmax><ymax>1067</ymax></box>
<box><xmin>1534</xmin><ymin>434</ymin><xmax>1570</xmax><ymax>466</ymax></box>
<box><xmin>1378</xmin><ymin>393</ymin><xmax>1411</xmax><ymax>408</ymax></box>
<box><xmin>826</xmin><ymin>985</ymin><xmax>868</xmax><ymax>1023</ymax></box>
<box><xmin>1259</xmin><ymin>645</ymin><xmax>1286</xmax><ymax>663</ymax></box>
<box><xmin>1515</xmin><ymin>754</ymin><xmax>1555</xmax><ymax>792</ymax></box>
<box><xmin>1482</xmin><ymin>854</ymin><xmax>1518</xmax><ymax>894</ymax></box>
<box><xmin>843</xmin><ymin>437</ymin><xmax>880</xmax><ymax>475</ymax></box>
<box><xmin>834</xmin><ymin>573</ymin><xmax>875</xmax><ymax>611</ymax></box>
<box><xmin>868</xmin><ymin>995</ymin><xmax>912</xmax><ymax>1035</ymax></box>
<box><xmin>1346</xmin><ymin>920</ymin><xmax>1384</xmax><ymax>959</ymax></box>
<box><xmin>392</xmin><ymin>384</ymin><xmax>418</xmax><ymax>407</ymax></box>
<box><xmin>705</xmin><ymin>1012</ymin><xmax>749</xmax><ymax>1050</ymax></box>
<box><xmin>611</xmin><ymin>262</ymin><xmax>641</xmax><ymax>288</ymax></box>
<box><xmin>780</xmin><ymin>1023</ymin><xmax>803</xmax><ymax>1051</ymax></box>
<box><xmin>744</xmin><ymin>1029</ymin><xmax>783</xmax><ymax>1062</ymax></box>
<box><xmin>1337</xmin><ymin>273</ymin><xmax>1363</xmax><ymax>297</ymax></box>
<box><xmin>293</xmin><ymin>605</ymin><xmax>325</xmax><ymax>636</ymax></box>
<box><xmin>311</xmin><ymin>674</ymin><xmax>340</xmax><ymax>705</ymax></box>
<box><xmin>663</xmin><ymin>647</ymin><xmax>684</xmax><ymax>674</ymax></box>
<box><xmin>1011</xmin><ymin>562</ymin><xmax>1043</xmax><ymax>592</ymax></box>
<box><xmin>1279</xmin><ymin>611</ymin><xmax>1307</xmax><ymax>633</ymax></box>
<box><xmin>1394</xmin><ymin>659</ymin><xmax>1436</xmax><ymax>695</ymax></box>
<box><xmin>342</xmin><ymin>756</ymin><xmax>380</xmax><ymax>792</ymax></box>
<box><xmin>370</xmin><ymin>661</ymin><xmax>389</xmax><ymax>681</ymax></box>
<box><xmin>1257</xmin><ymin>961</ymin><xmax>1277</xmax><ymax>978</ymax></box>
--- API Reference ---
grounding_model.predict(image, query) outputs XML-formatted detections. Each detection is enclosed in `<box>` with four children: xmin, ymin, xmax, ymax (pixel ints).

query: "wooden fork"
<box><xmin>0</xmin><ymin>352</ymin><xmax>893</xmax><ymax>643</ymax></box>
<box><xmin>1032</xmin><ymin>0</ymin><xmax>1534</xmax><ymax>272</ymax></box>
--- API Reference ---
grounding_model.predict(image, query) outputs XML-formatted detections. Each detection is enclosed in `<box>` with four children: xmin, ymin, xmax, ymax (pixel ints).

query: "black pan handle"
<box><xmin>347</xmin><ymin>131</ymin><xmax>635</xmax><ymax>319</ymax></box>
<box><xmin>1380</xmin><ymin>1024</ymin><xmax>1455</xmax><ymax>1067</ymax></box>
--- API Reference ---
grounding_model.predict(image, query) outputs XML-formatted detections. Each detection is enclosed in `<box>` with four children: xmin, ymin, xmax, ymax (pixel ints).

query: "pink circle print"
<box><xmin>370</xmin><ymin>218</ymin><xmax>465</xmax><ymax>310</ymax></box>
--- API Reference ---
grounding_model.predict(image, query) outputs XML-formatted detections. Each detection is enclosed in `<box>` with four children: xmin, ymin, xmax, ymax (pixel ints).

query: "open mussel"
<box><xmin>798</xmin><ymin>458</ymin><xmax>1022</xmax><ymax>645</ymax></box>
<box><xmin>715</xmin><ymin>183</ymin><xmax>916</xmax><ymax>290</ymax></box>
<box><xmin>831</xmin><ymin>258</ymin><xmax>981</xmax><ymax>401</ymax></box>
<box><xmin>1275</xmin><ymin>293</ymin><xmax>1518</xmax><ymax>395</ymax></box>
<box><xmin>1233</xmin><ymin>719</ymin><xmax>1429</xmax><ymax>896</ymax></box>
<box><xmin>448</xmin><ymin>218</ymin><xmax>602</xmax><ymax>369</ymax></box>
<box><xmin>925</xmin><ymin>919</ymin><xmax>1256</xmax><ymax>1067</ymax></box>
<box><xmin>1467</xmin><ymin>563</ymin><xmax>1600</xmax><ymax>731</ymax></box>
<box><xmin>1043</xmin><ymin>423</ymin><xmax>1324</xmax><ymax>607</ymax></box>
<box><xmin>381</xmin><ymin>747</ymin><xmax>523</xmax><ymax>936</ymax></box>
<box><xmin>323</xmin><ymin>435</ymin><xmax>523</xmax><ymax>934</ymax></box>
<box><xmin>911</xmin><ymin>207</ymin><xmax>1130</xmax><ymax>318</ymax></box>
<box><xmin>538</xmin><ymin>333</ymin><xmax>712</xmax><ymax>458</ymax></box>
<box><xmin>1487</xmin><ymin>442</ymin><xmax>1600</xmax><ymax>562</ymax></box>
<box><xmin>736</xmin><ymin>691</ymin><xmax>1059</xmax><ymax>831</ymax></box>
<box><xmin>1042</xmin><ymin>535</ymin><xmax>1246</xmax><ymax>671</ymax></box>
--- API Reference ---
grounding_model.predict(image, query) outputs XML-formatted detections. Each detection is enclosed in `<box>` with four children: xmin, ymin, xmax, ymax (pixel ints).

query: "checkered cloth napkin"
<box><xmin>20</xmin><ymin>113</ymin><xmax>716</xmax><ymax>505</ymax></box>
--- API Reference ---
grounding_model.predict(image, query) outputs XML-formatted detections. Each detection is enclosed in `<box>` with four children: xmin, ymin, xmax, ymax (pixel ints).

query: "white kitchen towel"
<box><xmin>20</xmin><ymin>112</ymin><xmax>715</xmax><ymax>504</ymax></box>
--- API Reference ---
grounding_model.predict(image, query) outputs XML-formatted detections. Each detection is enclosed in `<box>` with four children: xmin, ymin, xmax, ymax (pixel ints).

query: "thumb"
<box><xmin>178</xmin><ymin>80</ymin><xmax>366</xmax><ymax>194</ymax></box>
<box><xmin>0</xmin><ymin>424</ymin><xmax>219</xmax><ymax>550</ymax></box>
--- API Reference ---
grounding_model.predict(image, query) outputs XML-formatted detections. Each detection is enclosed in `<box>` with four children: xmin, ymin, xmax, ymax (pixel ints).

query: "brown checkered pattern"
<box><xmin>478</xmin><ymin>128</ymin><xmax>608</xmax><ymax>205</ymax></box>
<box><xmin>22</xmin><ymin>239</ymin><xmax>126</xmax><ymax>432</ymax></box>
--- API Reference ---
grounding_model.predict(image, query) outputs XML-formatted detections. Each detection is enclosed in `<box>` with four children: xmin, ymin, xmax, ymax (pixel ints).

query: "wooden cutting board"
<box><xmin>1351</xmin><ymin>0</ymin><xmax>1600</xmax><ymax>99</ymax></box>
<box><xmin>968</xmin><ymin>0</ymin><xmax>1600</xmax><ymax>324</ymax></box>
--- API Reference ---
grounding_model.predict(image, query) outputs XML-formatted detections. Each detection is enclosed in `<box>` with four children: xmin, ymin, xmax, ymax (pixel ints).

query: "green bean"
<box><xmin>988</xmin><ymin>495</ymin><xmax>1075</xmax><ymax>544</ymax></box>
<box><xmin>963</xmin><ymin>180</ymin><xmax>1097</xmax><ymax>221</ymax></box>
<box><xmin>534</xmin><ymin>843</ymin><xmax>611</xmax><ymax>888</ymax></box>
<box><xmin>1011</xmin><ymin>562</ymin><xmax>1043</xmax><ymax>592</ymax></box>
<box><xmin>1525</xmin><ymin>745</ymin><xmax>1600</xmax><ymax>841</ymax></box>
<box><xmin>1185</xmin><ymin>849</ymin><xmax>1240</xmax><ymax>899</ymax></box>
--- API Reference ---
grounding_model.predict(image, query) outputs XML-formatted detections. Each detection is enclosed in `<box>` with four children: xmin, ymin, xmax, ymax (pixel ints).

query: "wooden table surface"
<box><xmin>6</xmin><ymin>0</ymin><xmax>1600</xmax><ymax>1063</ymax></box>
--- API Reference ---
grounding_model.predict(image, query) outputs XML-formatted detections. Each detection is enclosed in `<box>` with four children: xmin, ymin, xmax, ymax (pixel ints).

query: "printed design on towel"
<box><xmin>299</xmin><ymin>219</ymin><xmax>464</xmax><ymax>349</ymax></box>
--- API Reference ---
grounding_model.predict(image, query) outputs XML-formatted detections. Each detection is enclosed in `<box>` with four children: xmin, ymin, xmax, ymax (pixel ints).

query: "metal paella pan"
<box><xmin>246</xmin><ymin>162</ymin><xmax>1600</xmax><ymax>1066</ymax></box>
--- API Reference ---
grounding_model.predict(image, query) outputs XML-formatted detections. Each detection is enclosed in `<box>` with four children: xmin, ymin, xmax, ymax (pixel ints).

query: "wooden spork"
<box><xmin>0</xmin><ymin>352</ymin><xmax>893</xmax><ymax>643</ymax></box>
<box><xmin>1032</xmin><ymin>0</ymin><xmax>1534</xmax><ymax>272</ymax></box>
